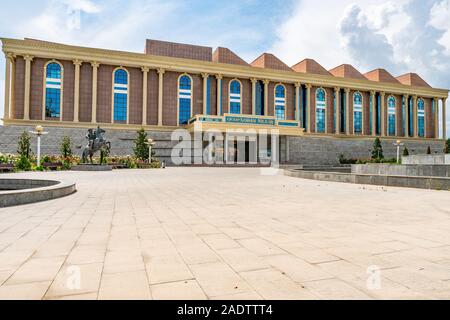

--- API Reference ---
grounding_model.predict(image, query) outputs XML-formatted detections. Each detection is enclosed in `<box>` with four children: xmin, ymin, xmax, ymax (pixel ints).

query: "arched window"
<box><xmin>229</xmin><ymin>80</ymin><xmax>241</xmax><ymax>114</ymax></box>
<box><xmin>388</xmin><ymin>96</ymin><xmax>396</xmax><ymax>136</ymax></box>
<box><xmin>418</xmin><ymin>98</ymin><xmax>425</xmax><ymax>137</ymax></box>
<box><xmin>353</xmin><ymin>92</ymin><xmax>363</xmax><ymax>134</ymax></box>
<box><xmin>315</xmin><ymin>88</ymin><xmax>326</xmax><ymax>133</ymax></box>
<box><xmin>45</xmin><ymin>62</ymin><xmax>62</xmax><ymax>119</ymax></box>
<box><xmin>113</xmin><ymin>68</ymin><xmax>128</xmax><ymax>122</ymax></box>
<box><xmin>275</xmin><ymin>84</ymin><xmax>286</xmax><ymax>120</ymax></box>
<box><xmin>178</xmin><ymin>75</ymin><xmax>192</xmax><ymax>125</ymax></box>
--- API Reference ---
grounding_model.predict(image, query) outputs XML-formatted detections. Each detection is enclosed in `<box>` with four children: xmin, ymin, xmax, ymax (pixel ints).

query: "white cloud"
<box><xmin>64</xmin><ymin>0</ymin><xmax>101</xmax><ymax>13</ymax></box>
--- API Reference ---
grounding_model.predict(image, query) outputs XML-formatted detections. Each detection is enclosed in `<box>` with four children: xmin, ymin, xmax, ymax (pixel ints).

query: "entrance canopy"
<box><xmin>186</xmin><ymin>113</ymin><xmax>304</xmax><ymax>136</ymax></box>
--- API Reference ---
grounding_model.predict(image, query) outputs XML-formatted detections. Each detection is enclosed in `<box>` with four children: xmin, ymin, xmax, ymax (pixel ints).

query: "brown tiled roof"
<box><xmin>329</xmin><ymin>64</ymin><xmax>366</xmax><ymax>80</ymax></box>
<box><xmin>145</xmin><ymin>39</ymin><xmax>212</xmax><ymax>62</ymax></box>
<box><xmin>250</xmin><ymin>53</ymin><xmax>292</xmax><ymax>71</ymax></box>
<box><xmin>395</xmin><ymin>73</ymin><xmax>431</xmax><ymax>87</ymax></box>
<box><xmin>363</xmin><ymin>69</ymin><xmax>400</xmax><ymax>84</ymax></box>
<box><xmin>291</xmin><ymin>59</ymin><xmax>331</xmax><ymax>76</ymax></box>
<box><xmin>212</xmin><ymin>47</ymin><xmax>248</xmax><ymax>66</ymax></box>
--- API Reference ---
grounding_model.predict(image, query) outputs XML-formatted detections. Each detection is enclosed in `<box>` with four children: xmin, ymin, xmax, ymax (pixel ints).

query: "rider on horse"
<box><xmin>82</xmin><ymin>126</ymin><xmax>111</xmax><ymax>164</ymax></box>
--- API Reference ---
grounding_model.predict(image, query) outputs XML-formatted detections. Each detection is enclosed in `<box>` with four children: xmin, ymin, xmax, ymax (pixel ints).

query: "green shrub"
<box><xmin>15</xmin><ymin>155</ymin><xmax>32</xmax><ymax>171</ymax></box>
<box><xmin>60</xmin><ymin>136</ymin><xmax>72</xmax><ymax>157</ymax></box>
<box><xmin>133</xmin><ymin>128</ymin><xmax>150</xmax><ymax>161</ymax></box>
<box><xmin>338</xmin><ymin>154</ymin><xmax>357</xmax><ymax>164</ymax></box>
<box><xmin>427</xmin><ymin>146</ymin><xmax>432</xmax><ymax>155</ymax></box>
<box><xmin>17</xmin><ymin>131</ymin><xmax>31</xmax><ymax>159</ymax></box>
<box><xmin>403</xmin><ymin>147</ymin><xmax>409</xmax><ymax>156</ymax></box>
<box><xmin>371</xmin><ymin>137</ymin><xmax>384</xmax><ymax>160</ymax></box>
<box><xmin>445</xmin><ymin>139</ymin><xmax>450</xmax><ymax>154</ymax></box>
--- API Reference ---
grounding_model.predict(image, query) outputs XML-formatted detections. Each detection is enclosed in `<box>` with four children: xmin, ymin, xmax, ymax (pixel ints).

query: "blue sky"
<box><xmin>1</xmin><ymin>0</ymin><xmax>449</xmax><ymax>136</ymax></box>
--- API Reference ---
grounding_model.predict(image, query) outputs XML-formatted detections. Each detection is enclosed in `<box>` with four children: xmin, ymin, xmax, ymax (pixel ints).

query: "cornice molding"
<box><xmin>1</xmin><ymin>37</ymin><xmax>448</xmax><ymax>98</ymax></box>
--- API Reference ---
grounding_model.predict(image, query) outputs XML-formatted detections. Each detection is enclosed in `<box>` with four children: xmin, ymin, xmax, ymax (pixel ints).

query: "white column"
<box><xmin>334</xmin><ymin>87</ymin><xmax>340</xmax><ymax>135</ymax></box>
<box><xmin>90</xmin><ymin>61</ymin><xmax>99</xmax><ymax>123</ymax></box>
<box><xmin>371</xmin><ymin>91</ymin><xmax>376</xmax><ymax>136</ymax></box>
<box><xmin>157</xmin><ymin>68</ymin><xmax>165</xmax><ymax>126</ymax></box>
<box><xmin>23</xmin><ymin>55</ymin><xmax>33</xmax><ymax>121</ymax></box>
<box><xmin>295</xmin><ymin>83</ymin><xmax>301</xmax><ymax>123</ymax></box>
<box><xmin>380</xmin><ymin>92</ymin><xmax>386</xmax><ymax>136</ymax></box>
<box><xmin>443</xmin><ymin>97</ymin><xmax>447</xmax><ymax>141</ymax></box>
<box><xmin>413</xmin><ymin>95</ymin><xmax>418</xmax><ymax>138</ymax></box>
<box><xmin>305</xmin><ymin>84</ymin><xmax>311</xmax><ymax>133</ymax></box>
<box><xmin>263</xmin><ymin>79</ymin><xmax>269</xmax><ymax>116</ymax></box>
<box><xmin>434</xmin><ymin>97</ymin><xmax>439</xmax><ymax>139</ymax></box>
<box><xmin>215</xmin><ymin>74</ymin><xmax>222</xmax><ymax>116</ymax></box>
<box><xmin>3</xmin><ymin>53</ymin><xmax>13</xmax><ymax>120</ymax></box>
<box><xmin>202</xmin><ymin>73</ymin><xmax>209</xmax><ymax>115</ymax></box>
<box><xmin>141</xmin><ymin>67</ymin><xmax>149</xmax><ymax>126</ymax></box>
<box><xmin>345</xmin><ymin>88</ymin><xmax>350</xmax><ymax>134</ymax></box>
<box><xmin>251</xmin><ymin>78</ymin><xmax>257</xmax><ymax>115</ymax></box>
<box><xmin>73</xmin><ymin>60</ymin><xmax>82</xmax><ymax>123</ymax></box>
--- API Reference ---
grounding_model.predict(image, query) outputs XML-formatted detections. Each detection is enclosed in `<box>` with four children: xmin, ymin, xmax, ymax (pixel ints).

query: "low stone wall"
<box><xmin>0</xmin><ymin>125</ymin><xmax>178</xmax><ymax>164</ymax></box>
<box><xmin>352</xmin><ymin>164</ymin><xmax>450</xmax><ymax>177</ymax></box>
<box><xmin>0</xmin><ymin>179</ymin><xmax>76</xmax><ymax>207</ymax></box>
<box><xmin>287</xmin><ymin>135</ymin><xmax>445</xmax><ymax>165</ymax></box>
<box><xmin>285</xmin><ymin>169</ymin><xmax>450</xmax><ymax>191</ymax></box>
<box><xmin>402</xmin><ymin>154</ymin><xmax>450</xmax><ymax>165</ymax></box>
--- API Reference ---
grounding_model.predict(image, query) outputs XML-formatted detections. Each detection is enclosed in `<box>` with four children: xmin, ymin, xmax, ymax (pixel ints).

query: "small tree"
<box><xmin>60</xmin><ymin>136</ymin><xmax>72</xmax><ymax>158</ymax></box>
<box><xmin>133</xmin><ymin>128</ymin><xmax>149</xmax><ymax>161</ymax></box>
<box><xmin>426</xmin><ymin>146</ymin><xmax>432</xmax><ymax>155</ymax></box>
<box><xmin>15</xmin><ymin>131</ymin><xmax>32</xmax><ymax>171</ymax></box>
<box><xmin>17</xmin><ymin>131</ymin><xmax>31</xmax><ymax>158</ymax></box>
<box><xmin>371</xmin><ymin>137</ymin><xmax>384</xmax><ymax>160</ymax></box>
<box><xmin>445</xmin><ymin>139</ymin><xmax>450</xmax><ymax>154</ymax></box>
<box><xmin>403</xmin><ymin>147</ymin><xmax>409</xmax><ymax>156</ymax></box>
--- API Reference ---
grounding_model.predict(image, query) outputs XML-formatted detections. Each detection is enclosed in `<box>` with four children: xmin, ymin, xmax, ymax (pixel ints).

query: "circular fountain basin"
<box><xmin>0</xmin><ymin>179</ymin><xmax>76</xmax><ymax>207</ymax></box>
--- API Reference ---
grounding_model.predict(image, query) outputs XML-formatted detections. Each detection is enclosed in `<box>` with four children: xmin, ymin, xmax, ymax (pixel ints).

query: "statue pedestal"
<box><xmin>71</xmin><ymin>164</ymin><xmax>113</xmax><ymax>171</ymax></box>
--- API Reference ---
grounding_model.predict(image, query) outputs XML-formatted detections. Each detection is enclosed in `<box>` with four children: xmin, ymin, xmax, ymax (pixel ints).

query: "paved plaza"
<box><xmin>1</xmin><ymin>168</ymin><xmax>450</xmax><ymax>300</ymax></box>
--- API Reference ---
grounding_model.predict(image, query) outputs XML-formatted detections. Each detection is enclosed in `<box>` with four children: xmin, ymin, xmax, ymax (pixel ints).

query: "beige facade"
<box><xmin>1</xmin><ymin>38</ymin><xmax>448</xmax><ymax>140</ymax></box>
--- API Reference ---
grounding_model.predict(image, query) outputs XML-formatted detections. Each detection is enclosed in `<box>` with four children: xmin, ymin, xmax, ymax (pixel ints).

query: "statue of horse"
<box><xmin>82</xmin><ymin>127</ymin><xmax>111</xmax><ymax>164</ymax></box>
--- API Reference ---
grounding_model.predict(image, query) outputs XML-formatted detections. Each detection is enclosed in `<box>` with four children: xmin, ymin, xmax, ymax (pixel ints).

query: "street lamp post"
<box><xmin>393</xmin><ymin>140</ymin><xmax>404</xmax><ymax>164</ymax></box>
<box><xmin>145</xmin><ymin>138</ymin><xmax>155</xmax><ymax>164</ymax></box>
<box><xmin>29</xmin><ymin>125</ymin><xmax>48</xmax><ymax>167</ymax></box>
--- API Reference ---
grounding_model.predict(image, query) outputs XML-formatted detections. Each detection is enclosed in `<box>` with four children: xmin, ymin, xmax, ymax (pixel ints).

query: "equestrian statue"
<box><xmin>81</xmin><ymin>126</ymin><xmax>111</xmax><ymax>164</ymax></box>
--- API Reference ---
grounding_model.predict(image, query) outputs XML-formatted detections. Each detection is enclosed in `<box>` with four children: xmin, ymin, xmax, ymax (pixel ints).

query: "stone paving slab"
<box><xmin>0</xmin><ymin>168</ymin><xmax>450</xmax><ymax>299</ymax></box>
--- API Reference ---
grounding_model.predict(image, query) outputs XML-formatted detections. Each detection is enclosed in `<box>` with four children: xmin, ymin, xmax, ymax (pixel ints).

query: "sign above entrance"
<box><xmin>225</xmin><ymin>116</ymin><xmax>276</xmax><ymax>126</ymax></box>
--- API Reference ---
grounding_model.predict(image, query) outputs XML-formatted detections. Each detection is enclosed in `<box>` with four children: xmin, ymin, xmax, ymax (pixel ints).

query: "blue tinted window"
<box><xmin>45</xmin><ymin>63</ymin><xmax>62</xmax><ymax>118</ymax></box>
<box><xmin>46</xmin><ymin>63</ymin><xmax>61</xmax><ymax>79</ymax></box>
<box><xmin>45</xmin><ymin>88</ymin><xmax>60</xmax><ymax>118</ymax></box>
<box><xmin>418</xmin><ymin>99</ymin><xmax>425</xmax><ymax>137</ymax></box>
<box><xmin>275</xmin><ymin>85</ymin><xmax>286</xmax><ymax>120</ymax></box>
<box><xmin>316</xmin><ymin>88</ymin><xmax>326</xmax><ymax>133</ymax></box>
<box><xmin>114</xmin><ymin>69</ymin><xmax>128</xmax><ymax>85</ymax></box>
<box><xmin>229</xmin><ymin>80</ymin><xmax>241</xmax><ymax>114</ymax></box>
<box><xmin>388</xmin><ymin>96</ymin><xmax>396</xmax><ymax>136</ymax></box>
<box><xmin>353</xmin><ymin>93</ymin><xmax>362</xmax><ymax>134</ymax></box>
<box><xmin>179</xmin><ymin>75</ymin><xmax>192</xmax><ymax>124</ymax></box>
<box><xmin>113</xmin><ymin>69</ymin><xmax>128</xmax><ymax>122</ymax></box>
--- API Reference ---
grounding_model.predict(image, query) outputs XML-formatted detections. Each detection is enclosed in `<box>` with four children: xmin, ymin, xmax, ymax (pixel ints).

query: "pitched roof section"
<box><xmin>212</xmin><ymin>47</ymin><xmax>248</xmax><ymax>66</ymax></box>
<box><xmin>291</xmin><ymin>59</ymin><xmax>331</xmax><ymax>76</ymax></box>
<box><xmin>250</xmin><ymin>53</ymin><xmax>292</xmax><ymax>71</ymax></box>
<box><xmin>145</xmin><ymin>39</ymin><xmax>212</xmax><ymax>62</ymax></box>
<box><xmin>395</xmin><ymin>73</ymin><xmax>431</xmax><ymax>88</ymax></box>
<box><xmin>363</xmin><ymin>68</ymin><xmax>400</xmax><ymax>84</ymax></box>
<box><xmin>329</xmin><ymin>64</ymin><xmax>366</xmax><ymax>80</ymax></box>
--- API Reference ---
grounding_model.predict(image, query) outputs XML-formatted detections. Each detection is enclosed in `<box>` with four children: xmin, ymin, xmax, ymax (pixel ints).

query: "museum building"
<box><xmin>0</xmin><ymin>38</ymin><xmax>448</xmax><ymax>164</ymax></box>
